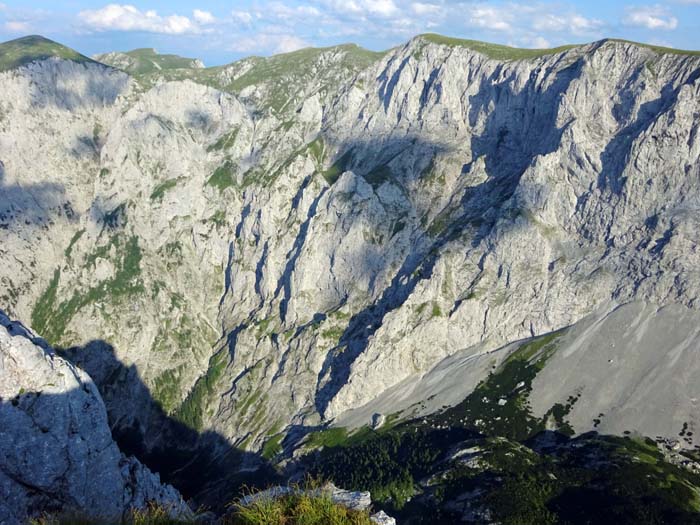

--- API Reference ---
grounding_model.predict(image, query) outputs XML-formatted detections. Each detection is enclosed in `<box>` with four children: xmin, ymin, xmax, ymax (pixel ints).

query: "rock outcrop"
<box><xmin>0</xmin><ymin>310</ymin><xmax>189</xmax><ymax>525</ymax></box>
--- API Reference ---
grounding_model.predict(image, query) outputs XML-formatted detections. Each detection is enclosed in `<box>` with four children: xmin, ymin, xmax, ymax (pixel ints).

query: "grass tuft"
<box><xmin>226</xmin><ymin>487</ymin><xmax>373</xmax><ymax>525</ymax></box>
<box><xmin>30</xmin><ymin>503</ymin><xmax>197</xmax><ymax>525</ymax></box>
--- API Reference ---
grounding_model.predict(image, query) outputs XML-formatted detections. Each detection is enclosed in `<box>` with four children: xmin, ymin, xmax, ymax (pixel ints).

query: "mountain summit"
<box><xmin>0</xmin><ymin>35</ymin><xmax>94</xmax><ymax>71</ymax></box>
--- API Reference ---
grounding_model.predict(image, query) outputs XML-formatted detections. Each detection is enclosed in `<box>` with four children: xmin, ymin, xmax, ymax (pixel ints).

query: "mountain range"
<box><xmin>1</xmin><ymin>33</ymin><xmax>700</xmax><ymax>523</ymax></box>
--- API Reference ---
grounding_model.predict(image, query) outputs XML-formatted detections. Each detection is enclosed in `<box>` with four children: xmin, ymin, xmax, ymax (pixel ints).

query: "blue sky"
<box><xmin>1</xmin><ymin>1</ymin><xmax>699</xmax><ymax>65</ymax></box>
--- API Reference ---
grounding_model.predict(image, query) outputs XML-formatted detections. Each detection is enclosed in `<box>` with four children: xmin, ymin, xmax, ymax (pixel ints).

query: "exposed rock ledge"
<box><xmin>0</xmin><ymin>310</ymin><xmax>190</xmax><ymax>525</ymax></box>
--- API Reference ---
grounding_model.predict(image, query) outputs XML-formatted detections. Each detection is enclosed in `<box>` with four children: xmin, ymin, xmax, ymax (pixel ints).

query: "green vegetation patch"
<box><xmin>430</xmin><ymin>329</ymin><xmax>565</xmax><ymax>439</ymax></box>
<box><xmin>35</xmin><ymin>489</ymin><xmax>374</xmax><ymax>525</ymax></box>
<box><xmin>321</xmin><ymin>326</ymin><xmax>345</xmax><ymax>344</ymax></box>
<box><xmin>207</xmin><ymin>128</ymin><xmax>239</xmax><ymax>152</ymax></box>
<box><xmin>322</xmin><ymin>150</ymin><xmax>353</xmax><ymax>185</ymax></box>
<box><xmin>312</xmin><ymin>425</ymin><xmax>460</xmax><ymax>508</ymax></box>
<box><xmin>30</xmin><ymin>268</ymin><xmax>60</xmax><ymax>338</ymax></box>
<box><xmin>306</xmin><ymin>427</ymin><xmax>350</xmax><ymax>449</ymax></box>
<box><xmin>175</xmin><ymin>349</ymin><xmax>228</xmax><ymax>431</ymax></box>
<box><xmin>426</xmin><ymin>209</ymin><xmax>452</xmax><ymax>237</ymax></box>
<box><xmin>31</xmin><ymin>504</ymin><xmax>198</xmax><ymax>525</ymax></box>
<box><xmin>311</xmin><ymin>418</ymin><xmax>700</xmax><ymax>524</ymax></box>
<box><xmin>209</xmin><ymin>210</ymin><xmax>227</xmax><ymax>227</ymax></box>
<box><xmin>207</xmin><ymin>161</ymin><xmax>236</xmax><ymax>192</ymax></box>
<box><xmin>150</xmin><ymin>178</ymin><xmax>180</xmax><ymax>201</ymax></box>
<box><xmin>229</xmin><ymin>489</ymin><xmax>373</xmax><ymax>525</ymax></box>
<box><xmin>306</xmin><ymin>325</ymin><xmax>700</xmax><ymax>523</ymax></box>
<box><xmin>261</xmin><ymin>433</ymin><xmax>285</xmax><ymax>460</ymax></box>
<box><xmin>607</xmin><ymin>38</ymin><xmax>700</xmax><ymax>56</ymax></box>
<box><xmin>225</xmin><ymin>45</ymin><xmax>385</xmax><ymax>113</ymax></box>
<box><xmin>0</xmin><ymin>35</ymin><xmax>94</xmax><ymax>72</ymax></box>
<box><xmin>152</xmin><ymin>365</ymin><xmax>186</xmax><ymax>415</ymax></box>
<box><xmin>110</xmin><ymin>47</ymin><xmax>202</xmax><ymax>75</ymax></box>
<box><xmin>420</xmin><ymin>33</ymin><xmax>579</xmax><ymax>61</ymax></box>
<box><xmin>64</xmin><ymin>229</ymin><xmax>85</xmax><ymax>259</ymax></box>
<box><xmin>307</xmin><ymin>137</ymin><xmax>326</xmax><ymax>166</ymax></box>
<box><xmin>30</xmin><ymin>236</ymin><xmax>145</xmax><ymax>346</ymax></box>
<box><xmin>419</xmin><ymin>33</ymin><xmax>700</xmax><ymax>61</ymax></box>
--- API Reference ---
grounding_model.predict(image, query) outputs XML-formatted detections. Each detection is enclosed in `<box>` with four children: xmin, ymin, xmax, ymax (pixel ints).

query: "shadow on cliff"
<box><xmin>59</xmin><ymin>340</ymin><xmax>280</xmax><ymax>511</ymax></box>
<box><xmin>28</xmin><ymin>62</ymin><xmax>129</xmax><ymax>112</ymax></box>
<box><xmin>312</xmin><ymin>53</ymin><xmax>587</xmax><ymax>417</ymax></box>
<box><xmin>0</xmin><ymin>160</ymin><xmax>74</xmax><ymax>229</ymax></box>
<box><xmin>597</xmin><ymin>66</ymin><xmax>700</xmax><ymax>196</ymax></box>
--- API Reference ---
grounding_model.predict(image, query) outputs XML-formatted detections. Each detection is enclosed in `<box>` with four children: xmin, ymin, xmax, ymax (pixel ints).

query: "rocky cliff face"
<box><xmin>1</xmin><ymin>34</ymin><xmax>699</xmax><ymax>487</ymax></box>
<box><xmin>0</xmin><ymin>310</ymin><xmax>189</xmax><ymax>524</ymax></box>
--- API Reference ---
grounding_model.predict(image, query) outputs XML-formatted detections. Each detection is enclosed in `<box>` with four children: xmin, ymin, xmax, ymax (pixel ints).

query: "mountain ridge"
<box><xmin>93</xmin><ymin>47</ymin><xmax>206</xmax><ymax>75</ymax></box>
<box><xmin>3</xmin><ymin>32</ymin><xmax>700</xmax><ymax>76</ymax></box>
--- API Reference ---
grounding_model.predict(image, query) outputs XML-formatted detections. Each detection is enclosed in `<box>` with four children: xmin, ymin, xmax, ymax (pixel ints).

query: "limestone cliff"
<box><xmin>0</xmin><ymin>34</ymin><xmax>699</xmax><ymax>478</ymax></box>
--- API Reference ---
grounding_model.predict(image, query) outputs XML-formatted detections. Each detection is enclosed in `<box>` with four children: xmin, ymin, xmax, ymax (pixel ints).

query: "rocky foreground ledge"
<box><xmin>239</xmin><ymin>483</ymin><xmax>395</xmax><ymax>524</ymax></box>
<box><xmin>0</xmin><ymin>310</ymin><xmax>190</xmax><ymax>525</ymax></box>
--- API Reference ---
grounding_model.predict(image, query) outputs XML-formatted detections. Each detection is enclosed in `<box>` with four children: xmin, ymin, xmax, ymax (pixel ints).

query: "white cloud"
<box><xmin>193</xmin><ymin>9</ymin><xmax>216</xmax><ymax>25</ymax></box>
<box><xmin>78</xmin><ymin>4</ymin><xmax>200</xmax><ymax>34</ymax></box>
<box><xmin>528</xmin><ymin>35</ymin><xmax>551</xmax><ymax>48</ymax></box>
<box><xmin>231</xmin><ymin>10</ymin><xmax>254</xmax><ymax>26</ymax></box>
<box><xmin>460</xmin><ymin>3</ymin><xmax>606</xmax><ymax>41</ymax></box>
<box><xmin>569</xmin><ymin>15</ymin><xmax>604</xmax><ymax>34</ymax></box>
<box><xmin>268</xmin><ymin>3</ymin><xmax>322</xmax><ymax>21</ymax></box>
<box><xmin>411</xmin><ymin>2</ymin><xmax>441</xmax><ymax>16</ymax></box>
<box><xmin>318</xmin><ymin>0</ymin><xmax>361</xmax><ymax>16</ymax></box>
<box><xmin>318</xmin><ymin>0</ymin><xmax>399</xmax><ymax>18</ymax></box>
<box><xmin>623</xmin><ymin>6</ymin><xmax>678</xmax><ymax>30</ymax></box>
<box><xmin>230</xmin><ymin>32</ymin><xmax>310</xmax><ymax>54</ymax></box>
<box><xmin>532</xmin><ymin>14</ymin><xmax>568</xmax><ymax>32</ymax></box>
<box><xmin>4</xmin><ymin>20</ymin><xmax>30</xmax><ymax>32</ymax></box>
<box><xmin>369</xmin><ymin>0</ymin><xmax>400</xmax><ymax>17</ymax></box>
<box><xmin>274</xmin><ymin>35</ymin><xmax>309</xmax><ymax>53</ymax></box>
<box><xmin>468</xmin><ymin>6</ymin><xmax>512</xmax><ymax>32</ymax></box>
<box><xmin>532</xmin><ymin>12</ymin><xmax>603</xmax><ymax>36</ymax></box>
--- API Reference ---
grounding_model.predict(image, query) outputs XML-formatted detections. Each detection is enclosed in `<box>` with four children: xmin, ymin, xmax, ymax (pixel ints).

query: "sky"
<box><xmin>0</xmin><ymin>1</ymin><xmax>699</xmax><ymax>66</ymax></box>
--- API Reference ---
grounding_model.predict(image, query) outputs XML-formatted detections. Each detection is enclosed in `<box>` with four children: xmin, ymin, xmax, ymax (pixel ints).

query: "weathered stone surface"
<box><xmin>371</xmin><ymin>510</ymin><xmax>397</xmax><ymax>525</ymax></box>
<box><xmin>335</xmin><ymin>302</ymin><xmax>700</xmax><ymax>444</ymax></box>
<box><xmin>0</xmin><ymin>310</ymin><xmax>189</xmax><ymax>524</ymax></box>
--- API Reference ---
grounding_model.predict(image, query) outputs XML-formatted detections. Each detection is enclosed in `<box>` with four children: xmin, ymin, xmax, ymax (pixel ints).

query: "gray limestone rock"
<box><xmin>371</xmin><ymin>510</ymin><xmax>397</xmax><ymax>525</ymax></box>
<box><xmin>0</xmin><ymin>310</ymin><xmax>190</xmax><ymax>524</ymax></box>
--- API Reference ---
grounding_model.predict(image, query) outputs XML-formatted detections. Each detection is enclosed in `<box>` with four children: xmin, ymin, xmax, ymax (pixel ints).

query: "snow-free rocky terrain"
<box><xmin>1</xmin><ymin>33</ymin><xmax>700</xmax><ymax>514</ymax></box>
<box><xmin>0</xmin><ymin>310</ymin><xmax>189</xmax><ymax>525</ymax></box>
